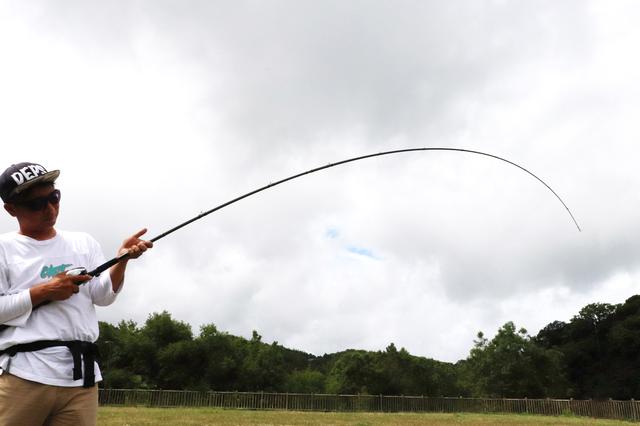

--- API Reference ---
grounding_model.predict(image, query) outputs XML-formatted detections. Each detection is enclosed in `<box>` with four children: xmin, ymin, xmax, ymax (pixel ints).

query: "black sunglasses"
<box><xmin>17</xmin><ymin>189</ymin><xmax>61</xmax><ymax>211</ymax></box>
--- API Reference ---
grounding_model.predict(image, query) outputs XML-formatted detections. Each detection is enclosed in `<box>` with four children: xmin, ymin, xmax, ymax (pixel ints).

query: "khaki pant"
<box><xmin>0</xmin><ymin>372</ymin><xmax>97</xmax><ymax>426</ymax></box>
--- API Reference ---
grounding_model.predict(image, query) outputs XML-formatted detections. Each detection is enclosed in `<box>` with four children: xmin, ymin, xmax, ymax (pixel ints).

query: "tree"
<box><xmin>325</xmin><ymin>351</ymin><xmax>378</xmax><ymax>394</ymax></box>
<box><xmin>535</xmin><ymin>321</ymin><xmax>568</xmax><ymax>348</ymax></box>
<box><xmin>197</xmin><ymin>324</ymin><xmax>243</xmax><ymax>391</ymax></box>
<box><xmin>285</xmin><ymin>370</ymin><xmax>325</xmax><ymax>393</ymax></box>
<box><xmin>537</xmin><ymin>298</ymin><xmax>640</xmax><ymax>399</ymax></box>
<box><xmin>237</xmin><ymin>331</ymin><xmax>287</xmax><ymax>391</ymax></box>
<box><xmin>141</xmin><ymin>311</ymin><xmax>193</xmax><ymax>348</ymax></box>
<box><xmin>98</xmin><ymin>320</ymin><xmax>155</xmax><ymax>388</ymax></box>
<box><xmin>157</xmin><ymin>340</ymin><xmax>206</xmax><ymax>390</ymax></box>
<box><xmin>462</xmin><ymin>322</ymin><xmax>568</xmax><ymax>397</ymax></box>
<box><xmin>138</xmin><ymin>311</ymin><xmax>193</xmax><ymax>386</ymax></box>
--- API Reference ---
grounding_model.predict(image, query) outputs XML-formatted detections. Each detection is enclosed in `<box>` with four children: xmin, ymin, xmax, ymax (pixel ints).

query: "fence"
<box><xmin>98</xmin><ymin>389</ymin><xmax>640</xmax><ymax>422</ymax></box>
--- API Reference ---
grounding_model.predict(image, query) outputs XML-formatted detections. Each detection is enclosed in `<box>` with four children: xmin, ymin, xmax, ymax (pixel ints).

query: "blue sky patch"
<box><xmin>325</xmin><ymin>228</ymin><xmax>339</xmax><ymax>239</ymax></box>
<box><xmin>347</xmin><ymin>246</ymin><xmax>377</xmax><ymax>259</ymax></box>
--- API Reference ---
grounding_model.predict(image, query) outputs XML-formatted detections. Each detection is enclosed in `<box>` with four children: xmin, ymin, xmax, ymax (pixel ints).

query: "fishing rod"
<box><xmin>83</xmin><ymin>146</ymin><xmax>580</xmax><ymax>278</ymax></box>
<box><xmin>0</xmin><ymin>147</ymin><xmax>581</xmax><ymax>331</ymax></box>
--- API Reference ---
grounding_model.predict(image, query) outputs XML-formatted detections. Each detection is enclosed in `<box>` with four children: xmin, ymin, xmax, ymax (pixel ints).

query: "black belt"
<box><xmin>0</xmin><ymin>340</ymin><xmax>99</xmax><ymax>388</ymax></box>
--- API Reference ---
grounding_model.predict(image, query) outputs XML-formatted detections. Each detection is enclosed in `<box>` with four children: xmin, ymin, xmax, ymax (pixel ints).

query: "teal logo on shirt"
<box><xmin>40</xmin><ymin>263</ymin><xmax>73</xmax><ymax>279</ymax></box>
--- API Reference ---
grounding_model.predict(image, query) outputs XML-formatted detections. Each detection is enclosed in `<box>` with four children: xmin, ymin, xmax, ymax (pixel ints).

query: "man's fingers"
<box><xmin>132</xmin><ymin>228</ymin><xmax>147</xmax><ymax>239</ymax></box>
<box><xmin>120</xmin><ymin>229</ymin><xmax>153</xmax><ymax>260</ymax></box>
<box><xmin>54</xmin><ymin>272</ymin><xmax>90</xmax><ymax>283</ymax></box>
<box><xmin>126</xmin><ymin>244</ymin><xmax>145</xmax><ymax>258</ymax></box>
<box><xmin>73</xmin><ymin>274</ymin><xmax>92</xmax><ymax>282</ymax></box>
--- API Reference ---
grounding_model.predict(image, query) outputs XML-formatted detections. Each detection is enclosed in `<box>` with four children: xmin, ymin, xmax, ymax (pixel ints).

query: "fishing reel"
<box><xmin>66</xmin><ymin>267</ymin><xmax>91</xmax><ymax>285</ymax></box>
<box><xmin>66</xmin><ymin>267</ymin><xmax>88</xmax><ymax>276</ymax></box>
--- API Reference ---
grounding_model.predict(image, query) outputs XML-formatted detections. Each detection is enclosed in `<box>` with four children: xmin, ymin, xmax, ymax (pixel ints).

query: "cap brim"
<box><xmin>9</xmin><ymin>170</ymin><xmax>60</xmax><ymax>199</ymax></box>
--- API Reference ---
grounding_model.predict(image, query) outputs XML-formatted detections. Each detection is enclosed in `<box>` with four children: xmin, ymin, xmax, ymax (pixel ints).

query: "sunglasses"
<box><xmin>17</xmin><ymin>189</ymin><xmax>61</xmax><ymax>211</ymax></box>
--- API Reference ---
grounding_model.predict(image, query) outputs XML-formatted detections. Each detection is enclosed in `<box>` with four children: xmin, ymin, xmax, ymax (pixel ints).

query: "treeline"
<box><xmin>97</xmin><ymin>313</ymin><xmax>459</xmax><ymax>396</ymax></box>
<box><xmin>535</xmin><ymin>296</ymin><xmax>640</xmax><ymax>399</ymax></box>
<box><xmin>97</xmin><ymin>295</ymin><xmax>640</xmax><ymax>399</ymax></box>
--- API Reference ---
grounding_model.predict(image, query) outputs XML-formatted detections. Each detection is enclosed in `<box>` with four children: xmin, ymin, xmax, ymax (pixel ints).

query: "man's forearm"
<box><xmin>109</xmin><ymin>260</ymin><xmax>127</xmax><ymax>292</ymax></box>
<box><xmin>29</xmin><ymin>285</ymin><xmax>50</xmax><ymax>306</ymax></box>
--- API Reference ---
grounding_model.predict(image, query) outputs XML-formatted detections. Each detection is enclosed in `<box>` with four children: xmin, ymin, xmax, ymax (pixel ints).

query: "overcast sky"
<box><xmin>1</xmin><ymin>0</ymin><xmax>640</xmax><ymax>363</ymax></box>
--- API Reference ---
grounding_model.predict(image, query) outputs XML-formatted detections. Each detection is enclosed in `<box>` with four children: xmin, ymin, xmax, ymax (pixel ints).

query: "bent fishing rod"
<box><xmin>80</xmin><ymin>147</ymin><xmax>580</xmax><ymax>278</ymax></box>
<box><xmin>0</xmin><ymin>148</ymin><xmax>581</xmax><ymax>331</ymax></box>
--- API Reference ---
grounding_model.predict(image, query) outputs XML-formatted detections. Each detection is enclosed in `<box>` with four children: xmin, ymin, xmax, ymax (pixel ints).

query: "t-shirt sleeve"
<box><xmin>0</xmin><ymin>253</ymin><xmax>33</xmax><ymax>326</ymax></box>
<box><xmin>86</xmin><ymin>235</ymin><xmax>121</xmax><ymax>306</ymax></box>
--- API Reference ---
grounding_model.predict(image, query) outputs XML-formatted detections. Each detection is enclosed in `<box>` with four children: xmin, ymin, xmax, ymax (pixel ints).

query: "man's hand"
<box><xmin>29</xmin><ymin>272</ymin><xmax>91</xmax><ymax>306</ymax></box>
<box><xmin>118</xmin><ymin>228</ymin><xmax>153</xmax><ymax>260</ymax></box>
<box><xmin>109</xmin><ymin>228</ymin><xmax>153</xmax><ymax>292</ymax></box>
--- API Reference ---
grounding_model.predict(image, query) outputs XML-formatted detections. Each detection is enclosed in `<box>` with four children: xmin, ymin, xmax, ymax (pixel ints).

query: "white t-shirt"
<box><xmin>0</xmin><ymin>230</ymin><xmax>121</xmax><ymax>386</ymax></box>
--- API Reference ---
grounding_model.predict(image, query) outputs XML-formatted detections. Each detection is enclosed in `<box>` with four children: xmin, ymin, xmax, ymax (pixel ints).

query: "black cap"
<box><xmin>0</xmin><ymin>162</ymin><xmax>60</xmax><ymax>203</ymax></box>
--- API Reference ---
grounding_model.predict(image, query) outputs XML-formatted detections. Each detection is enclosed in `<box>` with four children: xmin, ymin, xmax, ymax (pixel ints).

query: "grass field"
<box><xmin>98</xmin><ymin>407</ymin><xmax>634</xmax><ymax>425</ymax></box>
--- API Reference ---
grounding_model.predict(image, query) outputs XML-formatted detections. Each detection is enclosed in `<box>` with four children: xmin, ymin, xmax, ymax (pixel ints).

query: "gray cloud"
<box><xmin>1</xmin><ymin>0</ymin><xmax>639</xmax><ymax>361</ymax></box>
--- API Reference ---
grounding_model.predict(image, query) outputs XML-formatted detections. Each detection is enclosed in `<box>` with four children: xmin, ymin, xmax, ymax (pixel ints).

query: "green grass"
<box><xmin>98</xmin><ymin>407</ymin><xmax>634</xmax><ymax>425</ymax></box>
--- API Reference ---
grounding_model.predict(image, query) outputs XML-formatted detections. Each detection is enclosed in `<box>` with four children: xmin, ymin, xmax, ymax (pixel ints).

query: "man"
<box><xmin>0</xmin><ymin>162</ymin><xmax>152</xmax><ymax>425</ymax></box>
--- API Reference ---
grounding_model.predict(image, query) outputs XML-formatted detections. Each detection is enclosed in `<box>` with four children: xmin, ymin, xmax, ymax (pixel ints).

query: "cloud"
<box><xmin>1</xmin><ymin>0</ymin><xmax>640</xmax><ymax>362</ymax></box>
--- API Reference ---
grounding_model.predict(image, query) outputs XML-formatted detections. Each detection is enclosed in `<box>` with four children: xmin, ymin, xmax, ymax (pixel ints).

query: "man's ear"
<box><xmin>4</xmin><ymin>203</ymin><xmax>17</xmax><ymax>217</ymax></box>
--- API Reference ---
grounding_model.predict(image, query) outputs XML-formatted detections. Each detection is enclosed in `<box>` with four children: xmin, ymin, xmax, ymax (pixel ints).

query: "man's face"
<box><xmin>7</xmin><ymin>184</ymin><xmax>60</xmax><ymax>230</ymax></box>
